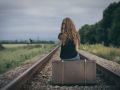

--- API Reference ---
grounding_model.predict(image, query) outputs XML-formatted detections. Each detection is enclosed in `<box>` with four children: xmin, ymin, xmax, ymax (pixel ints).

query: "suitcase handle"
<box><xmin>61</xmin><ymin>60</ymin><xmax>64</xmax><ymax>85</ymax></box>
<box><xmin>84</xmin><ymin>59</ymin><xmax>87</xmax><ymax>85</ymax></box>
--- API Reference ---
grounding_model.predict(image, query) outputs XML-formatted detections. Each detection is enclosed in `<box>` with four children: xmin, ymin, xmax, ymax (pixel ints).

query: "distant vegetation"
<box><xmin>79</xmin><ymin>1</ymin><xmax>120</xmax><ymax>47</ymax></box>
<box><xmin>0</xmin><ymin>44</ymin><xmax>55</xmax><ymax>74</ymax></box>
<box><xmin>0</xmin><ymin>39</ymin><xmax>55</xmax><ymax>44</ymax></box>
<box><xmin>80</xmin><ymin>44</ymin><xmax>120</xmax><ymax>64</ymax></box>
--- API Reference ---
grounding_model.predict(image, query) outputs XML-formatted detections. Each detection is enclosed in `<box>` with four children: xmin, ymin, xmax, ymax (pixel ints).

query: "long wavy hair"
<box><xmin>58</xmin><ymin>17</ymin><xmax>80</xmax><ymax>46</ymax></box>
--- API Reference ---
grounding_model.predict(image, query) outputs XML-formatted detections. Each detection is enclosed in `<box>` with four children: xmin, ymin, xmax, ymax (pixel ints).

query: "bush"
<box><xmin>80</xmin><ymin>44</ymin><xmax>120</xmax><ymax>64</ymax></box>
<box><xmin>0</xmin><ymin>44</ymin><xmax>5</xmax><ymax>50</ymax></box>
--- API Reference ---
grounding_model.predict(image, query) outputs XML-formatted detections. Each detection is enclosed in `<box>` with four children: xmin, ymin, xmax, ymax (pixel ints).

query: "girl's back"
<box><xmin>60</xmin><ymin>39</ymin><xmax>77</xmax><ymax>59</ymax></box>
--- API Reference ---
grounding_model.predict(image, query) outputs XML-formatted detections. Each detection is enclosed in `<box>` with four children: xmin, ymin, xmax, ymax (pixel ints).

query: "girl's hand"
<box><xmin>58</xmin><ymin>33</ymin><xmax>63</xmax><ymax>40</ymax></box>
<box><xmin>76</xmin><ymin>39</ymin><xmax>79</xmax><ymax>52</ymax></box>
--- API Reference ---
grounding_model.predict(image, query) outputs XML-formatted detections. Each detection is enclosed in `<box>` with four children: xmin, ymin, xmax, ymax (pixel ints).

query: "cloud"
<box><xmin>0</xmin><ymin>0</ymin><xmax>119</xmax><ymax>40</ymax></box>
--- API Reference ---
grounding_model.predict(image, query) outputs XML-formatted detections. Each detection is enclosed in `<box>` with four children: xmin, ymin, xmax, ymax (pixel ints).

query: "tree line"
<box><xmin>0</xmin><ymin>39</ymin><xmax>55</xmax><ymax>44</ymax></box>
<box><xmin>79</xmin><ymin>1</ymin><xmax>120</xmax><ymax>47</ymax></box>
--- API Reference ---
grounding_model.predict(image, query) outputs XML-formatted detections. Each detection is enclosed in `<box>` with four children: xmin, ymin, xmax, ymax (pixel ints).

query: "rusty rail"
<box><xmin>1</xmin><ymin>46</ymin><xmax>59</xmax><ymax>90</ymax></box>
<box><xmin>78</xmin><ymin>50</ymin><xmax>120</xmax><ymax>88</ymax></box>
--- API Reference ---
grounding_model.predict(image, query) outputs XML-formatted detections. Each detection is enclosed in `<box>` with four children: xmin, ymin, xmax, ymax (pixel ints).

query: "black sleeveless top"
<box><xmin>60</xmin><ymin>39</ymin><xmax>77</xmax><ymax>59</ymax></box>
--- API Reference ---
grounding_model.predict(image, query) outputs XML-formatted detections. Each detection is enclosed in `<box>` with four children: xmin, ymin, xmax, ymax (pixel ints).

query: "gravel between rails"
<box><xmin>23</xmin><ymin>50</ymin><xmax>118</xmax><ymax>90</ymax></box>
<box><xmin>0</xmin><ymin>54</ymin><xmax>47</xmax><ymax>89</ymax></box>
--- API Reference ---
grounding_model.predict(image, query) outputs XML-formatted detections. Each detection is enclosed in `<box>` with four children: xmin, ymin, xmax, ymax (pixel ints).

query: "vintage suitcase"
<box><xmin>52</xmin><ymin>60</ymin><xmax>96</xmax><ymax>85</ymax></box>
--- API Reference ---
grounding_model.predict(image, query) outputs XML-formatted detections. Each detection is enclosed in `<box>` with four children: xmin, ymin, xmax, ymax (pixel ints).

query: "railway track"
<box><xmin>1</xmin><ymin>46</ymin><xmax>120</xmax><ymax>90</ymax></box>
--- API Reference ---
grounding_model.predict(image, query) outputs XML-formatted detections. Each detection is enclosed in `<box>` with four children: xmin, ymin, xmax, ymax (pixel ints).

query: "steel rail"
<box><xmin>78</xmin><ymin>50</ymin><xmax>120</xmax><ymax>88</ymax></box>
<box><xmin>1</xmin><ymin>46</ymin><xmax>59</xmax><ymax>90</ymax></box>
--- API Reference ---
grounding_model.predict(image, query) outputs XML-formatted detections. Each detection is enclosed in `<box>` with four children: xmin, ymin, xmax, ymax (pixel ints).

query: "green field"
<box><xmin>0</xmin><ymin>44</ymin><xmax>55</xmax><ymax>74</ymax></box>
<box><xmin>80</xmin><ymin>44</ymin><xmax>120</xmax><ymax>64</ymax></box>
<box><xmin>1</xmin><ymin>44</ymin><xmax>119</xmax><ymax>74</ymax></box>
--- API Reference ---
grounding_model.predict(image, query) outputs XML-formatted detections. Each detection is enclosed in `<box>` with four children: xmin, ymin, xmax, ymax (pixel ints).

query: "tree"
<box><xmin>108</xmin><ymin>7</ymin><xmax>120</xmax><ymax>46</ymax></box>
<box><xmin>79</xmin><ymin>1</ymin><xmax>120</xmax><ymax>47</ymax></box>
<box><xmin>79</xmin><ymin>24</ymin><xmax>96</xmax><ymax>44</ymax></box>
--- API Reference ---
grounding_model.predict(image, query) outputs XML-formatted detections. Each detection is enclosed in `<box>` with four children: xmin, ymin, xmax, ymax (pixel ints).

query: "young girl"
<box><xmin>58</xmin><ymin>17</ymin><xmax>80</xmax><ymax>60</ymax></box>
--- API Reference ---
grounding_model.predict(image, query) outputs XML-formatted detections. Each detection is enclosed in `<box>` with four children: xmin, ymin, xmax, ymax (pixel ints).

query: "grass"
<box><xmin>0</xmin><ymin>44</ymin><xmax>55</xmax><ymax>74</ymax></box>
<box><xmin>80</xmin><ymin>44</ymin><xmax>120</xmax><ymax>64</ymax></box>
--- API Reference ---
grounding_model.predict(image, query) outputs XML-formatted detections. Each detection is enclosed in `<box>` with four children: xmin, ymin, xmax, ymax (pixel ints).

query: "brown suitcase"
<box><xmin>52</xmin><ymin>60</ymin><xmax>96</xmax><ymax>85</ymax></box>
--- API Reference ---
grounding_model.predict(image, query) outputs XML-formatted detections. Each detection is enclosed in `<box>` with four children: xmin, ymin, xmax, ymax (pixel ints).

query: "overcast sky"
<box><xmin>0</xmin><ymin>0</ymin><xmax>119</xmax><ymax>41</ymax></box>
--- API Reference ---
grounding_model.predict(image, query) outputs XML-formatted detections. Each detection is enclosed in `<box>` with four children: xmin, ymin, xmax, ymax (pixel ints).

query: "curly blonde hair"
<box><xmin>58</xmin><ymin>17</ymin><xmax>80</xmax><ymax>46</ymax></box>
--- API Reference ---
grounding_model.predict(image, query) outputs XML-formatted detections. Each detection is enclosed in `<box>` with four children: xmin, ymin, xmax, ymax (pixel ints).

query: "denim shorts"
<box><xmin>62</xmin><ymin>53</ymin><xmax>80</xmax><ymax>61</ymax></box>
